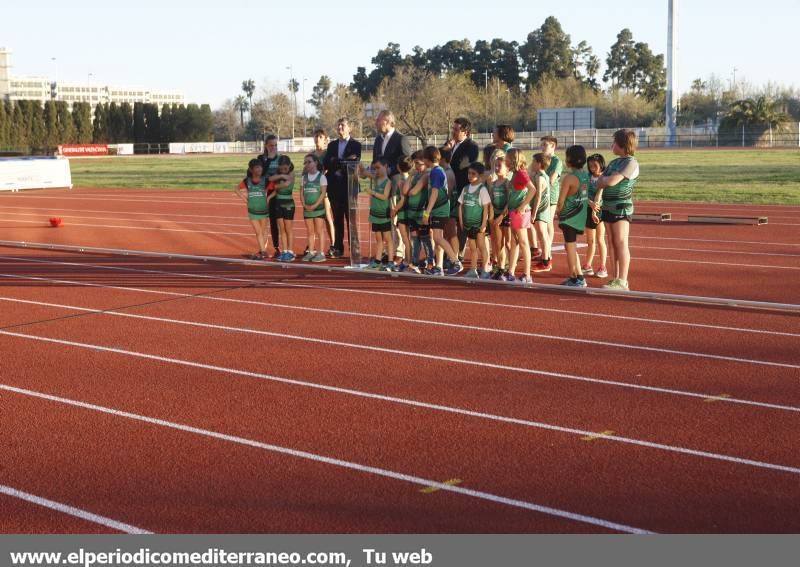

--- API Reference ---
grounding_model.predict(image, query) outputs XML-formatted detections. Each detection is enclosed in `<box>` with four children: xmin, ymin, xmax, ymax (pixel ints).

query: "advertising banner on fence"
<box><xmin>57</xmin><ymin>144</ymin><xmax>109</xmax><ymax>157</ymax></box>
<box><xmin>168</xmin><ymin>143</ymin><xmax>185</xmax><ymax>154</ymax></box>
<box><xmin>0</xmin><ymin>156</ymin><xmax>73</xmax><ymax>191</ymax></box>
<box><xmin>184</xmin><ymin>142</ymin><xmax>215</xmax><ymax>154</ymax></box>
<box><xmin>115</xmin><ymin>144</ymin><xmax>134</xmax><ymax>155</ymax></box>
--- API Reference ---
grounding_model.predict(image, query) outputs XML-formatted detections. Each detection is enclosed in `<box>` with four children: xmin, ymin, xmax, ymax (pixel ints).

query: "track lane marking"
<box><xmin>0</xmin><ymin>383</ymin><xmax>651</xmax><ymax>534</ymax></box>
<box><xmin>0</xmin><ymin>484</ymin><xmax>152</xmax><ymax>534</ymax></box>
<box><xmin>2</xmin><ymin>255</ymin><xmax>797</xmax><ymax>339</ymax></box>
<box><xmin>1</xmin><ymin>330</ymin><xmax>799</xmax><ymax>475</ymax></box>
<box><xmin>2</xmin><ymin>295</ymin><xmax>800</xmax><ymax>414</ymax></box>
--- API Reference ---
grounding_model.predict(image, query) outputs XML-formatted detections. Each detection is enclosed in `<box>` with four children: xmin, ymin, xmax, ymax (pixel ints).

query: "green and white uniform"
<box><xmin>559</xmin><ymin>170</ymin><xmax>590</xmax><ymax>231</ymax></box>
<box><xmin>459</xmin><ymin>184</ymin><xmax>490</xmax><ymax>229</ymax></box>
<box><xmin>406</xmin><ymin>171</ymin><xmax>428</xmax><ymax>225</ymax></box>
<box><xmin>507</xmin><ymin>182</ymin><xmax>528</xmax><ymax>212</ymax></box>
<box><xmin>546</xmin><ymin>155</ymin><xmax>564</xmax><ymax>206</ymax></box>
<box><xmin>244</xmin><ymin>177</ymin><xmax>268</xmax><ymax>220</ymax></box>
<box><xmin>369</xmin><ymin>178</ymin><xmax>391</xmax><ymax>226</ymax></box>
<box><xmin>490</xmin><ymin>176</ymin><xmax>509</xmax><ymax>219</ymax></box>
<box><xmin>601</xmin><ymin>156</ymin><xmax>639</xmax><ymax>217</ymax></box>
<box><xmin>275</xmin><ymin>174</ymin><xmax>295</xmax><ymax>215</ymax></box>
<box><xmin>302</xmin><ymin>172</ymin><xmax>326</xmax><ymax>219</ymax></box>
<box><xmin>532</xmin><ymin>171</ymin><xmax>552</xmax><ymax>223</ymax></box>
<box><xmin>429</xmin><ymin>165</ymin><xmax>450</xmax><ymax>218</ymax></box>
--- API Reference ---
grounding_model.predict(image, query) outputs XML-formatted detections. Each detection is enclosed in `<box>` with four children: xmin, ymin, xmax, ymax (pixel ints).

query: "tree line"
<box><xmin>0</xmin><ymin>100</ymin><xmax>214</xmax><ymax>152</ymax></box>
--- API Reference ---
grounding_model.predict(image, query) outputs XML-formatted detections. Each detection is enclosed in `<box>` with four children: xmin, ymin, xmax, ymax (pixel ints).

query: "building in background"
<box><xmin>0</xmin><ymin>48</ymin><xmax>184</xmax><ymax>108</ymax></box>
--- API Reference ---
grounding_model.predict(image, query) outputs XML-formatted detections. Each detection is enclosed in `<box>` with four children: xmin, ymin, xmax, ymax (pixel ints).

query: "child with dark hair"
<box><xmin>365</xmin><ymin>158</ymin><xmax>398</xmax><ymax>271</ymax></box>
<box><xmin>487</xmin><ymin>149</ymin><xmax>511</xmax><ymax>279</ymax></box>
<box><xmin>237</xmin><ymin>159</ymin><xmax>270</xmax><ymax>260</ymax></box>
<box><xmin>458</xmin><ymin>162</ymin><xmax>492</xmax><ymax>278</ymax></box>
<box><xmin>583</xmin><ymin>153</ymin><xmax>608</xmax><ymax>278</ymax></box>
<box><xmin>390</xmin><ymin>156</ymin><xmax>414</xmax><ymax>270</ymax></box>
<box><xmin>494</xmin><ymin>125</ymin><xmax>515</xmax><ymax>151</ymax></box>
<box><xmin>421</xmin><ymin>146</ymin><xmax>463</xmax><ymax>276</ymax></box>
<box><xmin>269</xmin><ymin>154</ymin><xmax>297</xmax><ymax>262</ymax></box>
<box><xmin>404</xmin><ymin>151</ymin><xmax>434</xmax><ymax>273</ymax></box>
<box><xmin>530</xmin><ymin>153</ymin><xmax>553</xmax><ymax>273</ymax></box>
<box><xmin>557</xmin><ymin>145</ymin><xmax>590</xmax><ymax>288</ymax></box>
<box><xmin>539</xmin><ymin>135</ymin><xmax>563</xmax><ymax>271</ymax></box>
<box><xmin>300</xmin><ymin>154</ymin><xmax>328</xmax><ymax>263</ymax></box>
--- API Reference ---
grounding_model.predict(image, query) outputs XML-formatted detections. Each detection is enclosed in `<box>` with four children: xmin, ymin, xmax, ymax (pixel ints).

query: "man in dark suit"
<box><xmin>443</xmin><ymin>117</ymin><xmax>480</xmax><ymax>255</ymax></box>
<box><xmin>372</xmin><ymin>110</ymin><xmax>412</xmax><ymax>177</ymax></box>
<box><xmin>323</xmin><ymin>118</ymin><xmax>362</xmax><ymax>257</ymax></box>
<box><xmin>371</xmin><ymin>110</ymin><xmax>411</xmax><ymax>262</ymax></box>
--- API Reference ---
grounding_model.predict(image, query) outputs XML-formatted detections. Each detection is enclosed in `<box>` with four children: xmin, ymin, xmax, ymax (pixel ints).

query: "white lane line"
<box><xmin>0</xmin><ymin>286</ymin><xmax>796</xmax><ymax>372</ymax></box>
<box><xmin>0</xmin><ymin>204</ymin><xmax>245</xmax><ymax>221</ymax></box>
<box><xmin>630</xmin><ymin>235</ymin><xmax>800</xmax><ymax>248</ymax></box>
<box><xmin>0</xmin><ymin>211</ymin><xmax>250</xmax><ymax>229</ymax></box>
<box><xmin>632</xmin><ymin>245</ymin><xmax>800</xmax><ymax>259</ymax></box>
<box><xmin>0</xmin><ymin>484</ymin><xmax>152</xmax><ymax>534</ymax></box>
<box><xmin>1</xmin><ymin>296</ymin><xmax>798</xmax><ymax>415</ymax></box>
<box><xmin>2</xmin><ymin>254</ymin><xmax>798</xmax><ymax>339</ymax></box>
<box><xmin>0</xmin><ymin>195</ymin><xmax>241</xmax><ymax>207</ymax></box>
<box><xmin>2</xmin><ymin>333</ymin><xmax>799</xmax><ymax>476</ymax></box>
<box><xmin>0</xmin><ymin>217</ymin><xmax>253</xmax><ymax>237</ymax></box>
<box><xmin>0</xmin><ymin>383</ymin><xmax>652</xmax><ymax>534</ymax></box>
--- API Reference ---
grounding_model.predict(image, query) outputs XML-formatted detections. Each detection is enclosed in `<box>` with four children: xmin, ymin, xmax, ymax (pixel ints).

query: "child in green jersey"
<box><xmin>269</xmin><ymin>155</ymin><xmax>296</xmax><ymax>262</ymax></box>
<box><xmin>584</xmin><ymin>154</ymin><xmax>608</xmax><ymax>279</ymax></box>
<box><xmin>595</xmin><ymin>129</ymin><xmax>639</xmax><ymax>291</ymax></box>
<box><xmin>487</xmin><ymin>149</ymin><xmax>511</xmax><ymax>279</ymax></box>
<box><xmin>312</xmin><ymin>129</ymin><xmax>336</xmax><ymax>257</ymax></box>
<box><xmin>300</xmin><ymin>154</ymin><xmax>328</xmax><ymax>263</ymax></box>
<box><xmin>505</xmin><ymin>149</ymin><xmax>537</xmax><ymax>284</ymax></box>
<box><xmin>557</xmin><ymin>145</ymin><xmax>590</xmax><ymax>288</ymax></box>
<box><xmin>365</xmin><ymin>158</ymin><xmax>397</xmax><ymax>271</ymax></box>
<box><xmin>458</xmin><ymin>162</ymin><xmax>492</xmax><ymax>278</ymax></box>
<box><xmin>421</xmin><ymin>146</ymin><xmax>463</xmax><ymax>276</ymax></box>
<box><xmin>540</xmin><ymin>136</ymin><xmax>563</xmax><ymax>269</ymax></box>
<box><xmin>390</xmin><ymin>157</ymin><xmax>414</xmax><ymax>271</ymax></box>
<box><xmin>493</xmin><ymin>125</ymin><xmax>515</xmax><ymax>152</ymax></box>
<box><xmin>530</xmin><ymin>153</ymin><xmax>553</xmax><ymax>273</ymax></box>
<box><xmin>439</xmin><ymin>147</ymin><xmax>461</xmax><ymax>266</ymax></box>
<box><xmin>237</xmin><ymin>159</ymin><xmax>270</xmax><ymax>260</ymax></box>
<box><xmin>404</xmin><ymin>151</ymin><xmax>435</xmax><ymax>273</ymax></box>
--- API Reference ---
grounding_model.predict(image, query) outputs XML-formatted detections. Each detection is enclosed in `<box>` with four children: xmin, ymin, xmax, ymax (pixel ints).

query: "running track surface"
<box><xmin>0</xmin><ymin>188</ymin><xmax>798</xmax><ymax>534</ymax></box>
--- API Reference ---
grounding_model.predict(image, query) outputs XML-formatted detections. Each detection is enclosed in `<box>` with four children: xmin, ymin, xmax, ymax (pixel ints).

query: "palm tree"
<box><xmin>233</xmin><ymin>96</ymin><xmax>249</xmax><ymax>128</ymax></box>
<box><xmin>725</xmin><ymin>96</ymin><xmax>790</xmax><ymax>128</ymax></box>
<box><xmin>241</xmin><ymin>79</ymin><xmax>256</xmax><ymax>112</ymax></box>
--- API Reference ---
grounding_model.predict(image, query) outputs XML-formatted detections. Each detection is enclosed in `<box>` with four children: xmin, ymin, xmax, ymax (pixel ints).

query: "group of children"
<box><xmin>238</xmin><ymin>127</ymin><xmax>638</xmax><ymax>290</ymax></box>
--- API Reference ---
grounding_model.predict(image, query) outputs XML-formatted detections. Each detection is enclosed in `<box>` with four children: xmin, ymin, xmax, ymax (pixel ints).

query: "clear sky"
<box><xmin>2</xmin><ymin>0</ymin><xmax>797</xmax><ymax>109</ymax></box>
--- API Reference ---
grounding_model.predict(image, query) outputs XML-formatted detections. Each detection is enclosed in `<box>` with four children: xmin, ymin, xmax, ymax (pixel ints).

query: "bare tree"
<box><xmin>319</xmin><ymin>84</ymin><xmax>365</xmax><ymax>138</ymax></box>
<box><xmin>214</xmin><ymin>99</ymin><xmax>243</xmax><ymax>141</ymax></box>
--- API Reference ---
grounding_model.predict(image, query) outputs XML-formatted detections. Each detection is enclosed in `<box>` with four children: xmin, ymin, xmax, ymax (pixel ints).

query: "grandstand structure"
<box><xmin>0</xmin><ymin>48</ymin><xmax>184</xmax><ymax>109</ymax></box>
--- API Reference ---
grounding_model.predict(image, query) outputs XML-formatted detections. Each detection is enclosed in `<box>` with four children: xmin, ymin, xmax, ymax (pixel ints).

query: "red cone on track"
<box><xmin>49</xmin><ymin>217</ymin><xmax>63</xmax><ymax>227</ymax></box>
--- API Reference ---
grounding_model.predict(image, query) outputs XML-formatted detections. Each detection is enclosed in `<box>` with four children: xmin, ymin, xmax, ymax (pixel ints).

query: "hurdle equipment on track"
<box><xmin>632</xmin><ymin>212</ymin><xmax>671</xmax><ymax>222</ymax></box>
<box><xmin>687</xmin><ymin>215</ymin><xmax>768</xmax><ymax>225</ymax></box>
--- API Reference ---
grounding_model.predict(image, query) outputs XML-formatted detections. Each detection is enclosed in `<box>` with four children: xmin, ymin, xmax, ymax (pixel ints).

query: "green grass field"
<box><xmin>68</xmin><ymin>149</ymin><xmax>800</xmax><ymax>205</ymax></box>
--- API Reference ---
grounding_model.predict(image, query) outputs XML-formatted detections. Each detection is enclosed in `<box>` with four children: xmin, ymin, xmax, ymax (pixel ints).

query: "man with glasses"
<box><xmin>323</xmin><ymin>118</ymin><xmax>362</xmax><ymax>258</ymax></box>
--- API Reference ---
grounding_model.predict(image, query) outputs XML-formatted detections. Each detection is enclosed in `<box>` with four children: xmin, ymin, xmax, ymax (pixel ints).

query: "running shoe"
<box><xmin>408</xmin><ymin>264</ymin><xmax>422</xmax><ymax>274</ymax></box>
<box><xmin>595</xmin><ymin>266</ymin><xmax>609</xmax><ymax>278</ymax></box>
<box><xmin>303</xmin><ymin>247</ymin><xmax>310</xmax><ymax>256</ymax></box>
<box><xmin>518</xmin><ymin>275</ymin><xmax>533</xmax><ymax>285</ymax></box>
<box><xmin>443</xmin><ymin>258</ymin><xmax>453</xmax><ymax>271</ymax></box>
<box><xmin>581</xmin><ymin>264</ymin><xmax>595</xmax><ymax>276</ymax></box>
<box><xmin>576</xmin><ymin>276</ymin><xmax>588</xmax><ymax>288</ymax></box>
<box><xmin>301</xmin><ymin>251</ymin><xmax>314</xmax><ymax>262</ymax></box>
<box><xmin>479</xmin><ymin>269</ymin><xmax>492</xmax><ymax>280</ymax></box>
<box><xmin>564</xmin><ymin>277</ymin><xmax>588</xmax><ymax>288</ymax></box>
<box><xmin>532</xmin><ymin>261</ymin><xmax>552</xmax><ymax>273</ymax></box>
<box><xmin>426</xmin><ymin>266</ymin><xmax>444</xmax><ymax>276</ymax></box>
<box><xmin>270</xmin><ymin>250</ymin><xmax>282</xmax><ymax>261</ymax></box>
<box><xmin>365</xmin><ymin>259</ymin><xmax>382</xmax><ymax>270</ymax></box>
<box><xmin>501</xmin><ymin>271</ymin><xmax>515</xmax><ymax>282</ymax></box>
<box><xmin>249</xmin><ymin>251</ymin><xmax>265</xmax><ymax>260</ymax></box>
<box><xmin>446</xmin><ymin>261</ymin><xmax>464</xmax><ymax>276</ymax></box>
<box><xmin>602</xmin><ymin>278</ymin><xmax>629</xmax><ymax>290</ymax></box>
<box><xmin>464</xmin><ymin>268</ymin><xmax>479</xmax><ymax>279</ymax></box>
<box><xmin>381</xmin><ymin>253</ymin><xmax>389</xmax><ymax>264</ymax></box>
<box><xmin>388</xmin><ymin>263</ymin><xmax>401</xmax><ymax>272</ymax></box>
<box><xmin>279</xmin><ymin>251</ymin><xmax>296</xmax><ymax>263</ymax></box>
<box><xmin>327</xmin><ymin>246</ymin><xmax>337</xmax><ymax>258</ymax></box>
<box><xmin>396</xmin><ymin>261</ymin><xmax>407</xmax><ymax>272</ymax></box>
<box><xmin>311</xmin><ymin>252</ymin><xmax>326</xmax><ymax>263</ymax></box>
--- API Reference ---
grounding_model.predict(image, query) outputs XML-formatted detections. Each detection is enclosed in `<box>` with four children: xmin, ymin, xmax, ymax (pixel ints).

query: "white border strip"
<box><xmin>1</xmin><ymin>240</ymin><xmax>799</xmax><ymax>313</ymax></box>
<box><xmin>0</xmin><ymin>383</ymin><xmax>652</xmax><ymax>534</ymax></box>
<box><xmin>0</xmin><ymin>484</ymin><xmax>152</xmax><ymax>534</ymax></box>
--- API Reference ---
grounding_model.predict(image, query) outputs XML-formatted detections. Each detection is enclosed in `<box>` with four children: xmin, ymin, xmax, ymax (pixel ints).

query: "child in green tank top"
<box><xmin>404</xmin><ymin>151</ymin><xmax>435</xmax><ymax>273</ymax></box>
<box><xmin>487</xmin><ymin>149</ymin><xmax>511</xmax><ymax>279</ymax></box>
<box><xmin>557</xmin><ymin>145</ymin><xmax>590</xmax><ymax>288</ymax></box>
<box><xmin>269</xmin><ymin>155</ymin><xmax>297</xmax><ymax>262</ymax></box>
<box><xmin>458</xmin><ymin>162</ymin><xmax>492</xmax><ymax>278</ymax></box>
<box><xmin>390</xmin><ymin>157</ymin><xmax>414</xmax><ymax>270</ymax></box>
<box><xmin>365</xmin><ymin>159</ymin><xmax>397</xmax><ymax>271</ymax></box>
<box><xmin>237</xmin><ymin>159</ymin><xmax>270</xmax><ymax>260</ymax></box>
<box><xmin>583</xmin><ymin>154</ymin><xmax>608</xmax><ymax>279</ymax></box>
<box><xmin>530</xmin><ymin>153</ymin><xmax>554</xmax><ymax>274</ymax></box>
<box><xmin>300</xmin><ymin>154</ymin><xmax>328</xmax><ymax>263</ymax></box>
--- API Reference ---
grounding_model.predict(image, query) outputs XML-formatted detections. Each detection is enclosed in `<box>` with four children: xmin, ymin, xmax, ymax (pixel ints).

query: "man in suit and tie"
<box><xmin>371</xmin><ymin>110</ymin><xmax>411</xmax><ymax>261</ymax></box>
<box><xmin>323</xmin><ymin>118</ymin><xmax>362</xmax><ymax>258</ymax></box>
<box><xmin>442</xmin><ymin>117</ymin><xmax>480</xmax><ymax>255</ymax></box>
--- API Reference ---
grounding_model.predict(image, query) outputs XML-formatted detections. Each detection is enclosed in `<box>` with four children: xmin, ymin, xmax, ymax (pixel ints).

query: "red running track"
<box><xmin>0</xmin><ymin>188</ymin><xmax>798</xmax><ymax>533</ymax></box>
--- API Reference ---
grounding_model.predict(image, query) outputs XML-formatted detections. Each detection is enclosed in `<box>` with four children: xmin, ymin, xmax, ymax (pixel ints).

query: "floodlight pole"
<box><xmin>666</xmin><ymin>0</ymin><xmax>678</xmax><ymax>146</ymax></box>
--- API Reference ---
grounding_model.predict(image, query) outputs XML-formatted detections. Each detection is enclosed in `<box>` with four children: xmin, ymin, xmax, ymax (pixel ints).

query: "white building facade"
<box><xmin>0</xmin><ymin>48</ymin><xmax>184</xmax><ymax>108</ymax></box>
